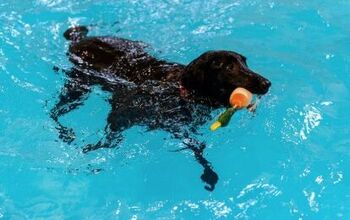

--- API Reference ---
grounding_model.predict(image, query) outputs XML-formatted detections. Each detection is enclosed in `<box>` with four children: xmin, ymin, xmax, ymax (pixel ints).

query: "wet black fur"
<box><xmin>51</xmin><ymin>26</ymin><xmax>271</xmax><ymax>191</ymax></box>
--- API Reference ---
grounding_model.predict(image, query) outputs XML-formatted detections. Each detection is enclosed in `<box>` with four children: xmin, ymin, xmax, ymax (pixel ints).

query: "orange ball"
<box><xmin>229</xmin><ymin>87</ymin><xmax>253</xmax><ymax>108</ymax></box>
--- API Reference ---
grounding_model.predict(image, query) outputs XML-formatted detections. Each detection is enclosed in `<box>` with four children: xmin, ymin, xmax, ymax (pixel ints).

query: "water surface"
<box><xmin>0</xmin><ymin>0</ymin><xmax>350</xmax><ymax>219</ymax></box>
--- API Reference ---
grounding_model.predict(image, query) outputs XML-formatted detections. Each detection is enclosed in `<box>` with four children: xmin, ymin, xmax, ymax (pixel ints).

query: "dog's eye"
<box><xmin>211</xmin><ymin>60</ymin><xmax>223</xmax><ymax>69</ymax></box>
<box><xmin>225</xmin><ymin>63</ymin><xmax>233</xmax><ymax>70</ymax></box>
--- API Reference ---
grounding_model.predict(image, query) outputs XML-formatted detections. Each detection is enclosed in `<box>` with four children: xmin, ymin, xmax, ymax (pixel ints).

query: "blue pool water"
<box><xmin>1</xmin><ymin>0</ymin><xmax>350</xmax><ymax>219</ymax></box>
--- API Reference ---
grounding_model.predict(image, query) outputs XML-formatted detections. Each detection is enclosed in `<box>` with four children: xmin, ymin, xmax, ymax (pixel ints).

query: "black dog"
<box><xmin>51</xmin><ymin>26</ymin><xmax>271</xmax><ymax>191</ymax></box>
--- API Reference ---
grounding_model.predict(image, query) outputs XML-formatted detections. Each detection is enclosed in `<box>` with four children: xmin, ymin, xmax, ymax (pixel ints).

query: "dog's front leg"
<box><xmin>50</xmin><ymin>76</ymin><xmax>91</xmax><ymax>143</ymax></box>
<box><xmin>82</xmin><ymin>92</ymin><xmax>137</xmax><ymax>153</ymax></box>
<box><xmin>82</xmin><ymin>126</ymin><xmax>123</xmax><ymax>153</ymax></box>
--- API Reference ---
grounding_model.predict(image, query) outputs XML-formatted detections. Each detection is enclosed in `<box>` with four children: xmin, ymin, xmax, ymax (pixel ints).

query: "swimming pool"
<box><xmin>1</xmin><ymin>0</ymin><xmax>349</xmax><ymax>218</ymax></box>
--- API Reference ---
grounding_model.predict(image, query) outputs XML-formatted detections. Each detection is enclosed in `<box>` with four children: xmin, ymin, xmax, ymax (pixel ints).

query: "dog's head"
<box><xmin>181</xmin><ymin>51</ymin><xmax>271</xmax><ymax>105</ymax></box>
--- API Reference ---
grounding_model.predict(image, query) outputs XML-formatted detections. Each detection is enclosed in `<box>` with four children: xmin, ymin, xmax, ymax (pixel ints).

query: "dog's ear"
<box><xmin>181</xmin><ymin>52</ymin><xmax>212</xmax><ymax>91</ymax></box>
<box><xmin>182</xmin><ymin>62</ymin><xmax>207</xmax><ymax>92</ymax></box>
<box><xmin>181</xmin><ymin>66</ymin><xmax>195</xmax><ymax>89</ymax></box>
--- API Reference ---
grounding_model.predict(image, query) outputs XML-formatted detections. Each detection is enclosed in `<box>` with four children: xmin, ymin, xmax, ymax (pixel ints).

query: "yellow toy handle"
<box><xmin>210</xmin><ymin>106</ymin><xmax>236</xmax><ymax>131</ymax></box>
<box><xmin>210</xmin><ymin>121</ymin><xmax>222</xmax><ymax>131</ymax></box>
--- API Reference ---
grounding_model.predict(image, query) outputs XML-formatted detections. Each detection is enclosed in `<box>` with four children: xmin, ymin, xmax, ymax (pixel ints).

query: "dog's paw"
<box><xmin>201</xmin><ymin>168</ymin><xmax>218</xmax><ymax>192</ymax></box>
<box><xmin>82</xmin><ymin>144</ymin><xmax>95</xmax><ymax>153</ymax></box>
<box><xmin>58</xmin><ymin>127</ymin><xmax>76</xmax><ymax>143</ymax></box>
<box><xmin>82</xmin><ymin>141</ymin><xmax>106</xmax><ymax>153</ymax></box>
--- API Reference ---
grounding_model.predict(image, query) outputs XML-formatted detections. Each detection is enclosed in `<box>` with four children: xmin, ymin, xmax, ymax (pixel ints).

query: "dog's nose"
<box><xmin>258</xmin><ymin>78</ymin><xmax>271</xmax><ymax>94</ymax></box>
<box><xmin>262</xmin><ymin>79</ymin><xmax>271</xmax><ymax>88</ymax></box>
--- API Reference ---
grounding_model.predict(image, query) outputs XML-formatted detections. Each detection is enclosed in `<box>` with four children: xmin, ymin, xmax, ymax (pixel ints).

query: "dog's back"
<box><xmin>64</xmin><ymin>26</ymin><xmax>185</xmax><ymax>85</ymax></box>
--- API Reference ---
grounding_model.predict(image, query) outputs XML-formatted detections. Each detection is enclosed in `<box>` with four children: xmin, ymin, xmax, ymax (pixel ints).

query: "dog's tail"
<box><xmin>63</xmin><ymin>26</ymin><xmax>88</xmax><ymax>41</ymax></box>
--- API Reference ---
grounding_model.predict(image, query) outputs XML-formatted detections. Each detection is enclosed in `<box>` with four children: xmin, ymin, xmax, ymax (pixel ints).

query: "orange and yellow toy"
<box><xmin>210</xmin><ymin>87</ymin><xmax>253</xmax><ymax>131</ymax></box>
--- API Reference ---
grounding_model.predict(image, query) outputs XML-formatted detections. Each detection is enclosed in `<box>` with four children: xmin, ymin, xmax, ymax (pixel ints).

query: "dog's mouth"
<box><xmin>233</xmin><ymin>69</ymin><xmax>271</xmax><ymax>95</ymax></box>
<box><xmin>215</xmin><ymin>70</ymin><xmax>270</xmax><ymax>105</ymax></box>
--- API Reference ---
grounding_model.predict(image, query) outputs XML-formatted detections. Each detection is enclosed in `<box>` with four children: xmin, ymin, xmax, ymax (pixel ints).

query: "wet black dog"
<box><xmin>51</xmin><ymin>26</ymin><xmax>271</xmax><ymax>191</ymax></box>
